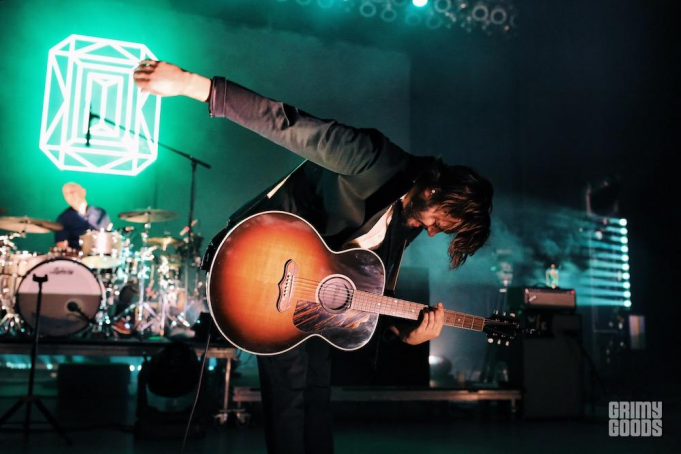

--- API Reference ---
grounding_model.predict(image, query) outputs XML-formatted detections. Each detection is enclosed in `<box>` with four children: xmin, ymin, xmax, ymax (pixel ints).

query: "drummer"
<box><xmin>55</xmin><ymin>183</ymin><xmax>111</xmax><ymax>249</ymax></box>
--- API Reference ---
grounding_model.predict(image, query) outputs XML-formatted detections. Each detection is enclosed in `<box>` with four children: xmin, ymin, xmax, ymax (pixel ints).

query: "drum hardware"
<box><xmin>0</xmin><ymin>205</ymin><xmax>205</xmax><ymax>341</ymax></box>
<box><xmin>48</xmin><ymin>246</ymin><xmax>83</xmax><ymax>260</ymax></box>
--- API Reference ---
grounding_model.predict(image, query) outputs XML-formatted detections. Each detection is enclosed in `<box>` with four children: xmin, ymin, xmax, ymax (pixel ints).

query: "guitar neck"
<box><xmin>351</xmin><ymin>290</ymin><xmax>485</xmax><ymax>332</ymax></box>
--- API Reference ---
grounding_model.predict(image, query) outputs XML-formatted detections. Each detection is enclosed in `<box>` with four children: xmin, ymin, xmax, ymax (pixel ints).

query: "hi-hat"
<box><xmin>147</xmin><ymin>236</ymin><xmax>181</xmax><ymax>250</ymax></box>
<box><xmin>118</xmin><ymin>209</ymin><xmax>178</xmax><ymax>224</ymax></box>
<box><xmin>0</xmin><ymin>216</ymin><xmax>63</xmax><ymax>234</ymax></box>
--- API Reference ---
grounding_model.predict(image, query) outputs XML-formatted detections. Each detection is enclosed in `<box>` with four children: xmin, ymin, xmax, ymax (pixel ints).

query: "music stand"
<box><xmin>0</xmin><ymin>274</ymin><xmax>73</xmax><ymax>444</ymax></box>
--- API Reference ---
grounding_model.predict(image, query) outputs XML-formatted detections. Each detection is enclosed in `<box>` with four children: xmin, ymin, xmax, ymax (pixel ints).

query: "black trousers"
<box><xmin>257</xmin><ymin>337</ymin><xmax>334</xmax><ymax>454</ymax></box>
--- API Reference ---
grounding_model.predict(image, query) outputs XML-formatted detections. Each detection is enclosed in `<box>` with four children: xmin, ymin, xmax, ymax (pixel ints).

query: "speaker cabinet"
<box><xmin>502</xmin><ymin>312</ymin><xmax>584</xmax><ymax>418</ymax></box>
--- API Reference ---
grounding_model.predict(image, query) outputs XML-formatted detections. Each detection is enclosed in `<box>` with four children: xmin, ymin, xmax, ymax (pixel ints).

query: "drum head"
<box><xmin>16</xmin><ymin>258</ymin><xmax>103</xmax><ymax>337</ymax></box>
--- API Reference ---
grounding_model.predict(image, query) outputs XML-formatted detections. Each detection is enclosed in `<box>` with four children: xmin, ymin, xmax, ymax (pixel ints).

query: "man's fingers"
<box><xmin>137</xmin><ymin>59</ymin><xmax>159</xmax><ymax>67</ymax></box>
<box><xmin>435</xmin><ymin>303</ymin><xmax>445</xmax><ymax>323</ymax></box>
<box><xmin>424</xmin><ymin>309</ymin><xmax>434</xmax><ymax>331</ymax></box>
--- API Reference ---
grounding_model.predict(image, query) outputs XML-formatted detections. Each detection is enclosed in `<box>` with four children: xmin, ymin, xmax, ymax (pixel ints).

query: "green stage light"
<box><xmin>413</xmin><ymin>0</ymin><xmax>428</xmax><ymax>7</ymax></box>
<box><xmin>619</xmin><ymin>219</ymin><xmax>628</xmax><ymax>226</ymax></box>
<box><xmin>624</xmin><ymin>300</ymin><xmax>632</xmax><ymax>307</ymax></box>
<box><xmin>621</xmin><ymin>245</ymin><xmax>629</xmax><ymax>253</ymax></box>
<box><xmin>39</xmin><ymin>34</ymin><xmax>161</xmax><ymax>176</ymax></box>
<box><xmin>623</xmin><ymin>264</ymin><xmax>630</xmax><ymax>271</ymax></box>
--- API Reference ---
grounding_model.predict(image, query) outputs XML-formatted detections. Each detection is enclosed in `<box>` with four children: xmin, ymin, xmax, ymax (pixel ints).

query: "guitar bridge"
<box><xmin>277</xmin><ymin>259</ymin><xmax>299</xmax><ymax>312</ymax></box>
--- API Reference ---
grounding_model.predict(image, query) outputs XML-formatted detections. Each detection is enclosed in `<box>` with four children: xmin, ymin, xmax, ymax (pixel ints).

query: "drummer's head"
<box><xmin>62</xmin><ymin>183</ymin><xmax>87</xmax><ymax>210</ymax></box>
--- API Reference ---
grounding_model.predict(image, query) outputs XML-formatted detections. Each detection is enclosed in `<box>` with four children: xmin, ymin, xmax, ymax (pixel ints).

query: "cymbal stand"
<box><xmin>158</xmin><ymin>269</ymin><xmax>192</xmax><ymax>334</ymax></box>
<box><xmin>83</xmin><ymin>284</ymin><xmax>116</xmax><ymax>338</ymax></box>
<box><xmin>133</xmin><ymin>219</ymin><xmax>160</xmax><ymax>336</ymax></box>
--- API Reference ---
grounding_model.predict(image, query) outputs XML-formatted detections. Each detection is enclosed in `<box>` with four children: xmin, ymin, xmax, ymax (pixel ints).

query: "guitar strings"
<box><xmin>226</xmin><ymin>275</ymin><xmax>498</xmax><ymax>324</ymax></box>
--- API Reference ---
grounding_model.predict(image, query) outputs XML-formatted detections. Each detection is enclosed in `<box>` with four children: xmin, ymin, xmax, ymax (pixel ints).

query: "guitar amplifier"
<box><xmin>508</xmin><ymin>287</ymin><xmax>576</xmax><ymax>312</ymax></box>
<box><xmin>499</xmin><ymin>313</ymin><xmax>584</xmax><ymax>419</ymax></box>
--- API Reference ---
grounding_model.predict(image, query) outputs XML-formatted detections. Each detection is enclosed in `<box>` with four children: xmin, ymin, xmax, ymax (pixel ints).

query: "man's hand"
<box><xmin>133</xmin><ymin>60</ymin><xmax>211</xmax><ymax>102</ymax></box>
<box><xmin>399</xmin><ymin>302</ymin><xmax>446</xmax><ymax>345</ymax></box>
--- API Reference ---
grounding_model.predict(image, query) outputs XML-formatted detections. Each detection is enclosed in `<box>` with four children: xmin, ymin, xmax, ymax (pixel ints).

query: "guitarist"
<box><xmin>134</xmin><ymin>61</ymin><xmax>493</xmax><ymax>454</ymax></box>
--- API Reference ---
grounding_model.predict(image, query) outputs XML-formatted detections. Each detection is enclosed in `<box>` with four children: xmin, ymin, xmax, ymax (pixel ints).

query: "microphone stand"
<box><xmin>0</xmin><ymin>275</ymin><xmax>72</xmax><ymax>444</ymax></box>
<box><xmin>88</xmin><ymin>113</ymin><xmax>211</xmax><ymax>331</ymax></box>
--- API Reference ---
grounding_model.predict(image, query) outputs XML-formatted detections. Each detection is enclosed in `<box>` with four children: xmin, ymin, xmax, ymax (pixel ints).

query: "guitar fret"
<box><xmin>351</xmin><ymin>290</ymin><xmax>483</xmax><ymax>332</ymax></box>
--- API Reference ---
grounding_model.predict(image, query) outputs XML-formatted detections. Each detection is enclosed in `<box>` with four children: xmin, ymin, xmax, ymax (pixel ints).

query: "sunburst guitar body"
<box><xmin>207</xmin><ymin>211</ymin><xmax>522</xmax><ymax>356</ymax></box>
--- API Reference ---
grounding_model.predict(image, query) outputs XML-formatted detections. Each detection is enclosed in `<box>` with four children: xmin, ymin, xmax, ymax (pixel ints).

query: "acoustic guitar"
<box><xmin>207</xmin><ymin>211</ymin><xmax>522</xmax><ymax>355</ymax></box>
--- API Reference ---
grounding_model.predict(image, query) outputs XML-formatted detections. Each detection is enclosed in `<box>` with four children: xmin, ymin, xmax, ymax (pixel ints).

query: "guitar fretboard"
<box><xmin>351</xmin><ymin>290</ymin><xmax>485</xmax><ymax>332</ymax></box>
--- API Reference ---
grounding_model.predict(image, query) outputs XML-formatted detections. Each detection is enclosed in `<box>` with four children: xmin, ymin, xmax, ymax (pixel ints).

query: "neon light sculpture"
<box><xmin>40</xmin><ymin>34</ymin><xmax>161</xmax><ymax>176</ymax></box>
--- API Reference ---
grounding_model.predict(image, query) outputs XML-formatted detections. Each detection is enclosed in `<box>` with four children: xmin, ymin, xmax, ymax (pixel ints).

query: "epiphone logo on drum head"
<box><xmin>50</xmin><ymin>267</ymin><xmax>74</xmax><ymax>275</ymax></box>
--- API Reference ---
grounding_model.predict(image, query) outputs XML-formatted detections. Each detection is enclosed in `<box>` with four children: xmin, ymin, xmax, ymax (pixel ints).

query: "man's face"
<box><xmin>62</xmin><ymin>183</ymin><xmax>86</xmax><ymax>210</ymax></box>
<box><xmin>402</xmin><ymin>189</ymin><xmax>458</xmax><ymax>237</ymax></box>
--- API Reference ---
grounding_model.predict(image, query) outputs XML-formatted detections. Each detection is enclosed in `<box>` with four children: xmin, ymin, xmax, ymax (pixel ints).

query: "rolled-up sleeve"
<box><xmin>209</xmin><ymin>77</ymin><xmax>407</xmax><ymax>176</ymax></box>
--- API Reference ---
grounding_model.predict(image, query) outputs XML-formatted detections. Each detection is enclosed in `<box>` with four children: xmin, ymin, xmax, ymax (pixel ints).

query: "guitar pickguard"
<box><xmin>293</xmin><ymin>300</ymin><xmax>372</xmax><ymax>332</ymax></box>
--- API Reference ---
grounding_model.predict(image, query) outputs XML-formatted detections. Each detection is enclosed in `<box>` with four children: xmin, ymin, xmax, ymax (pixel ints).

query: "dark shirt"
<box><xmin>55</xmin><ymin>205</ymin><xmax>110</xmax><ymax>249</ymax></box>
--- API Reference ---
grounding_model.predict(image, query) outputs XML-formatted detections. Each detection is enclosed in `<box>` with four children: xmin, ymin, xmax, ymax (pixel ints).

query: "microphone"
<box><xmin>85</xmin><ymin>111</ymin><xmax>96</xmax><ymax>147</ymax></box>
<box><xmin>67</xmin><ymin>301</ymin><xmax>90</xmax><ymax>321</ymax></box>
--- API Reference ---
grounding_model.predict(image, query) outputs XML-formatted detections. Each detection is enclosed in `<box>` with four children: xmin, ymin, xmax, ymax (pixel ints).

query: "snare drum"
<box><xmin>15</xmin><ymin>258</ymin><xmax>104</xmax><ymax>337</ymax></box>
<box><xmin>80</xmin><ymin>230</ymin><xmax>125</xmax><ymax>269</ymax></box>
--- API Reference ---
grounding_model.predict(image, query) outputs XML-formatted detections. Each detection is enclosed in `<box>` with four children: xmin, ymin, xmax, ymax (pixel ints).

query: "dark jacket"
<box><xmin>202</xmin><ymin>77</ymin><xmax>430</xmax><ymax>289</ymax></box>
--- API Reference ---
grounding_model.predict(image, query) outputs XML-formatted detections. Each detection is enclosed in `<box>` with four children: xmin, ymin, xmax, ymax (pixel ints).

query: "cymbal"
<box><xmin>147</xmin><ymin>236</ymin><xmax>182</xmax><ymax>250</ymax></box>
<box><xmin>118</xmin><ymin>209</ymin><xmax>178</xmax><ymax>223</ymax></box>
<box><xmin>0</xmin><ymin>216</ymin><xmax>63</xmax><ymax>234</ymax></box>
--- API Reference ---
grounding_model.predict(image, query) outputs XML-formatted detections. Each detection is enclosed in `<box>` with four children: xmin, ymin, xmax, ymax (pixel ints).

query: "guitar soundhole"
<box><xmin>317</xmin><ymin>275</ymin><xmax>354</xmax><ymax>314</ymax></box>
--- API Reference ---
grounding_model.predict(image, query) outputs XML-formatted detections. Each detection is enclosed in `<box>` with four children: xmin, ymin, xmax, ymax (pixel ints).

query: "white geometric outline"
<box><xmin>39</xmin><ymin>34</ymin><xmax>161</xmax><ymax>176</ymax></box>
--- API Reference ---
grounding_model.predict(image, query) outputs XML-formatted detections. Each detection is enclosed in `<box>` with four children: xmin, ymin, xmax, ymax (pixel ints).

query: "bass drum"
<box><xmin>15</xmin><ymin>258</ymin><xmax>104</xmax><ymax>337</ymax></box>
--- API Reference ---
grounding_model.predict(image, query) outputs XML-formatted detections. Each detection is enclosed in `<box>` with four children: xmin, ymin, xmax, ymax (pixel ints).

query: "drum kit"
<box><xmin>0</xmin><ymin>210</ymin><xmax>205</xmax><ymax>339</ymax></box>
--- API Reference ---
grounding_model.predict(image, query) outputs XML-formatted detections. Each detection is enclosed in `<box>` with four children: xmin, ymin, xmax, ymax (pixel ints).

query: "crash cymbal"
<box><xmin>118</xmin><ymin>209</ymin><xmax>178</xmax><ymax>223</ymax></box>
<box><xmin>147</xmin><ymin>236</ymin><xmax>182</xmax><ymax>250</ymax></box>
<box><xmin>0</xmin><ymin>216</ymin><xmax>63</xmax><ymax>233</ymax></box>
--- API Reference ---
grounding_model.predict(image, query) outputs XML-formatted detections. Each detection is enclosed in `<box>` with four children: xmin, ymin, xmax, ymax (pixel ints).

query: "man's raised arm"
<box><xmin>133</xmin><ymin>61</ymin><xmax>407</xmax><ymax>176</ymax></box>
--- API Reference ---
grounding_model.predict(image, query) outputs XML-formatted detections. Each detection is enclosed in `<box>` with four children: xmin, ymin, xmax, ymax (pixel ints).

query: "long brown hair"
<box><xmin>416</xmin><ymin>160</ymin><xmax>494</xmax><ymax>269</ymax></box>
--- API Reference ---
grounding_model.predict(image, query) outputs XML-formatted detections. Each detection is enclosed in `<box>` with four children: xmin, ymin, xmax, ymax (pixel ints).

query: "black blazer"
<box><xmin>202</xmin><ymin>77</ymin><xmax>430</xmax><ymax>289</ymax></box>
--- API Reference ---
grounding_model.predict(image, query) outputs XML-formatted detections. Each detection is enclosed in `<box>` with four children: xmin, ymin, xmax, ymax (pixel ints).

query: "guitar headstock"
<box><xmin>483</xmin><ymin>311</ymin><xmax>528</xmax><ymax>347</ymax></box>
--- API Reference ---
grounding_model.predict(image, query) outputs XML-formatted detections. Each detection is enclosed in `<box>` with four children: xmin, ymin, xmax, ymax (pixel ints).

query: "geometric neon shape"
<box><xmin>40</xmin><ymin>34</ymin><xmax>161</xmax><ymax>176</ymax></box>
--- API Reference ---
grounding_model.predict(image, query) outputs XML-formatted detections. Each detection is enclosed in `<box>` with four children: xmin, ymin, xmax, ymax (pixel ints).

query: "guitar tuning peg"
<box><xmin>493</xmin><ymin>310</ymin><xmax>499</xmax><ymax>315</ymax></box>
<box><xmin>510</xmin><ymin>313</ymin><xmax>516</xmax><ymax>318</ymax></box>
<box><xmin>505</xmin><ymin>340</ymin><xmax>510</xmax><ymax>347</ymax></box>
<box><xmin>497</xmin><ymin>339</ymin><xmax>502</xmax><ymax>345</ymax></box>
<box><xmin>502</xmin><ymin>312</ymin><xmax>506</xmax><ymax>316</ymax></box>
<box><xmin>487</xmin><ymin>338</ymin><xmax>494</xmax><ymax>344</ymax></box>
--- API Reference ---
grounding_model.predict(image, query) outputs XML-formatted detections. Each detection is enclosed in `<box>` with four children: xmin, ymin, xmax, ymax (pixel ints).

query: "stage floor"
<box><xmin>1</xmin><ymin>386</ymin><xmax>679</xmax><ymax>454</ymax></box>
